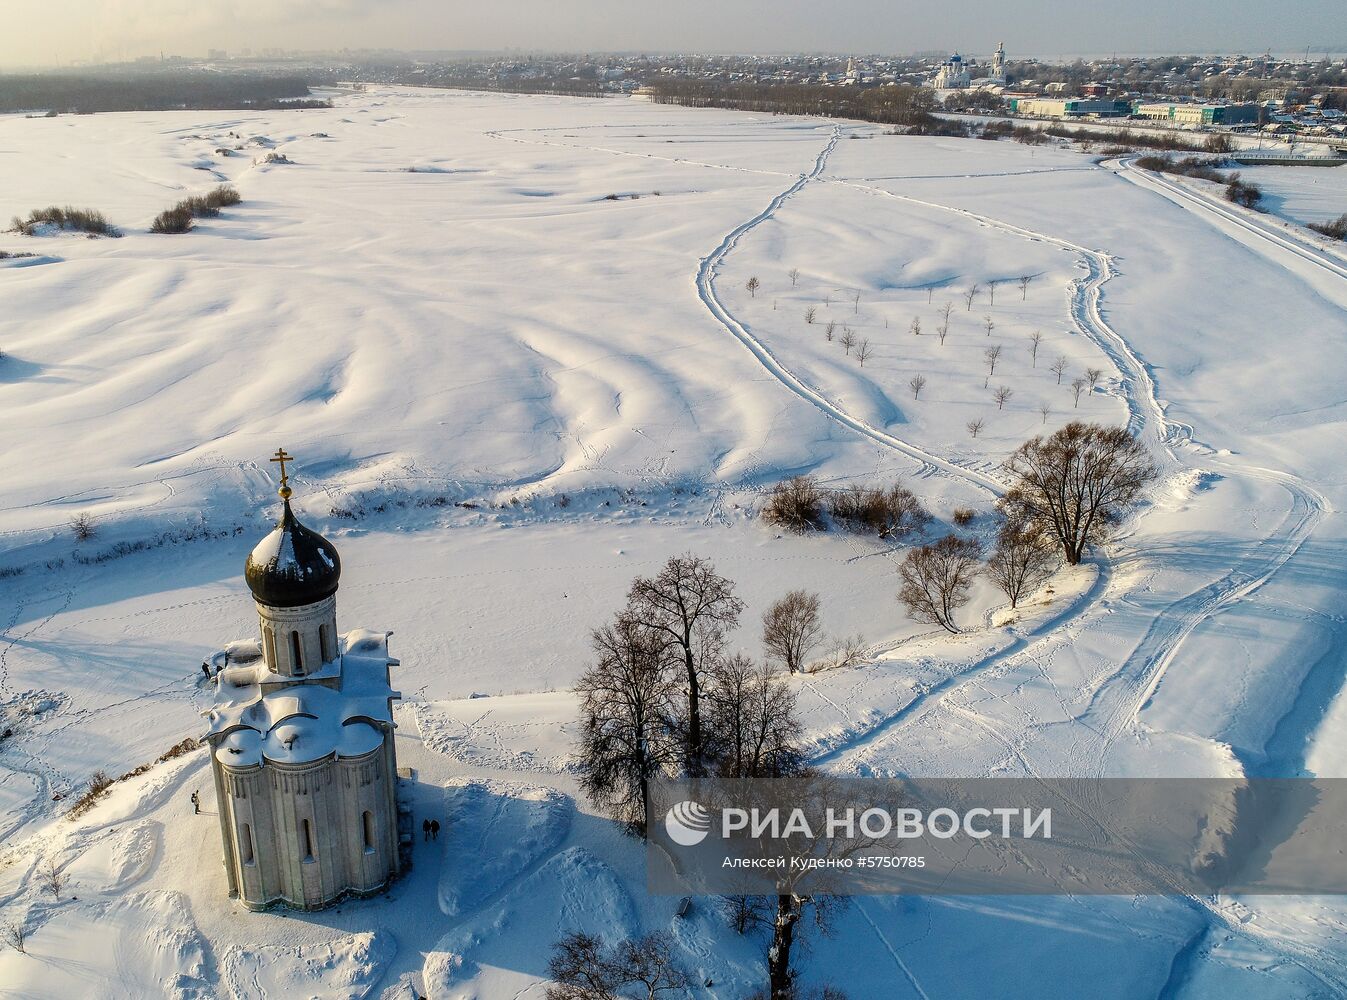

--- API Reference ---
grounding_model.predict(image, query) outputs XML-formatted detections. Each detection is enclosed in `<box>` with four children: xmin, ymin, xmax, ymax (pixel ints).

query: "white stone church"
<box><xmin>204</xmin><ymin>451</ymin><xmax>403</xmax><ymax>910</ymax></box>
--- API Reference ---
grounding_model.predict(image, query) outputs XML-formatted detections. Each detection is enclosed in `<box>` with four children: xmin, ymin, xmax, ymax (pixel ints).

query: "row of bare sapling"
<box><xmin>150</xmin><ymin>184</ymin><xmax>241</xmax><ymax>234</ymax></box>
<box><xmin>572</xmin><ymin>553</ymin><xmax>855</xmax><ymax>998</ymax></box>
<box><xmin>766</xmin><ymin>422</ymin><xmax>1156</xmax><ymax>632</ymax></box>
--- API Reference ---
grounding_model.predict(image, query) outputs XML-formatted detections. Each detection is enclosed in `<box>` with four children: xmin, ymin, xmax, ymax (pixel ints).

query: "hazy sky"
<box><xmin>6</xmin><ymin>1</ymin><xmax>1346</xmax><ymax>68</ymax></box>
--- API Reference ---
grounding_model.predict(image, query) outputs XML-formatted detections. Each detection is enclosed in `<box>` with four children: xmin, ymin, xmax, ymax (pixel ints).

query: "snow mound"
<box><xmin>0</xmin><ymin>890</ymin><xmax>211</xmax><ymax>999</ymax></box>
<box><xmin>65</xmin><ymin>819</ymin><xmax>160</xmax><ymax>894</ymax></box>
<box><xmin>425</xmin><ymin>846</ymin><xmax>636</xmax><ymax>1000</ymax></box>
<box><xmin>437</xmin><ymin>779</ymin><xmax>573</xmax><ymax>917</ymax></box>
<box><xmin>222</xmin><ymin>930</ymin><xmax>395</xmax><ymax>1000</ymax></box>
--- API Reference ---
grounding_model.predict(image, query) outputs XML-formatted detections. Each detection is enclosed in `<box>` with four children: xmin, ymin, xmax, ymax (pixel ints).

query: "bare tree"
<box><xmin>983</xmin><ymin>344</ymin><xmax>1002</xmax><ymax>384</ymax></box>
<box><xmin>993</xmin><ymin>385</ymin><xmax>1014</xmax><ymax>410</ymax></box>
<box><xmin>762</xmin><ymin>591</ymin><xmax>824</xmax><ymax>675</ymax></box>
<box><xmin>1049</xmin><ymin>355</ymin><xmax>1069</xmax><ymax>385</ymax></box>
<box><xmin>1039</xmin><ymin>403</ymin><xmax>1051</xmax><ymax>424</ymax></box>
<box><xmin>546</xmin><ymin>932</ymin><xmax>613</xmax><ymax>1000</ymax></box>
<box><xmin>898</xmin><ymin>535</ymin><xmax>982</xmax><ymax>633</ymax></box>
<box><xmin>4</xmin><ymin>921</ymin><xmax>24</xmax><ymax>954</ymax></box>
<box><xmin>856</xmin><ymin>339</ymin><xmax>873</xmax><ymax>366</ymax></box>
<box><xmin>39</xmin><ymin>860</ymin><xmax>67</xmax><ymax>899</ymax></box>
<box><xmin>1019</xmin><ymin>274</ymin><xmax>1033</xmax><ymax>300</ymax></box>
<box><xmin>936</xmin><ymin>323</ymin><xmax>949</xmax><ymax>346</ymax></box>
<box><xmin>1029</xmin><ymin>331</ymin><xmax>1043</xmax><ymax>367</ymax></box>
<box><xmin>547</xmin><ymin>930</ymin><xmax>690</xmax><ymax>1000</ymax></box>
<box><xmin>788</xmin><ymin>267</ymin><xmax>800</xmax><ymax>287</ymax></box>
<box><xmin>70</xmin><ymin>512</ymin><xmax>96</xmax><ymax>542</ymax></box>
<box><xmin>746</xmin><ymin>276</ymin><xmax>760</xmax><ymax>298</ymax></box>
<box><xmin>986</xmin><ymin>519</ymin><xmax>1058</xmax><ymax>609</ymax></box>
<box><xmin>707</xmin><ymin>654</ymin><xmax>804</xmax><ymax>778</ymax></box>
<box><xmin>964</xmin><ymin>283</ymin><xmax>979</xmax><ymax>311</ymax></box>
<box><xmin>1001</xmin><ymin>422</ymin><xmax>1158</xmax><ymax>564</ymax></box>
<box><xmin>941</xmin><ymin>300</ymin><xmax>953</xmax><ymax>328</ymax></box>
<box><xmin>722</xmin><ymin>895</ymin><xmax>773</xmax><ymax>936</ymax></box>
<box><xmin>1086</xmin><ymin>367</ymin><xmax>1103</xmax><ymax>391</ymax></box>
<box><xmin>825</xmin><ymin>319</ymin><xmax>836</xmax><ymax>342</ymax></box>
<box><xmin>927</xmin><ymin>285</ymin><xmax>934</xmax><ymax>304</ymax></box>
<box><xmin>984</xmin><ymin>315</ymin><xmax>995</xmax><ymax>338</ymax></box>
<box><xmin>627</xmin><ymin>556</ymin><xmax>745</xmax><ymax>776</ymax></box>
<box><xmin>804</xmin><ymin>305</ymin><xmax>817</xmax><ymax>325</ymax></box>
<box><xmin>910</xmin><ymin>317</ymin><xmax>921</xmax><ymax>336</ymax></box>
<box><xmin>909</xmin><ymin>374</ymin><xmax>927</xmax><ymax>399</ymax></box>
<box><xmin>575</xmin><ymin>615</ymin><xmax>679</xmax><ymax>834</ymax></box>
<box><xmin>1071</xmin><ymin>377</ymin><xmax>1087</xmax><ymax>407</ymax></box>
<box><xmin>988</xmin><ymin>278</ymin><xmax>1001</xmax><ymax>305</ymax></box>
<box><xmin>852</xmin><ymin>290</ymin><xmax>861</xmax><ymax>314</ymax></box>
<box><xmin>839</xmin><ymin>327</ymin><xmax>857</xmax><ymax>355</ymax></box>
<box><xmin>823</xmin><ymin>293</ymin><xmax>831</xmax><ymax>307</ymax></box>
<box><xmin>966</xmin><ymin>417</ymin><xmax>985</xmax><ymax>438</ymax></box>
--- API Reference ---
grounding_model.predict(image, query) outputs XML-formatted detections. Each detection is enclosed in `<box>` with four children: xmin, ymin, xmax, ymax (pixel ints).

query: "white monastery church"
<box><xmin>204</xmin><ymin>449</ymin><xmax>403</xmax><ymax>910</ymax></box>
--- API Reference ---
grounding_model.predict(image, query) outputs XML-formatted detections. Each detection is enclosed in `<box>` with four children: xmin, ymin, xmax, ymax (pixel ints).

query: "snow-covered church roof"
<box><xmin>206</xmin><ymin>628</ymin><xmax>400</xmax><ymax>768</ymax></box>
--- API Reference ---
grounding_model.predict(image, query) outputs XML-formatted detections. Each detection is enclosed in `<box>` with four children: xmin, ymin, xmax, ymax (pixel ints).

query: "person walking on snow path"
<box><xmin>430</xmin><ymin>819</ymin><xmax>440</xmax><ymax>841</ymax></box>
<box><xmin>190</xmin><ymin>790</ymin><xmax>200</xmax><ymax>814</ymax></box>
<box><xmin>422</xmin><ymin>819</ymin><xmax>431</xmax><ymax>842</ymax></box>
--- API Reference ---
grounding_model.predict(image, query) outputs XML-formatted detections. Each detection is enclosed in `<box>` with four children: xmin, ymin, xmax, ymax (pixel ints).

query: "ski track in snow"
<box><xmin>488</xmin><ymin>120</ymin><xmax>1347</xmax><ymax>994</ymax></box>
<box><xmin>3</xmin><ymin>110</ymin><xmax>1341</xmax><ymax>999</ymax></box>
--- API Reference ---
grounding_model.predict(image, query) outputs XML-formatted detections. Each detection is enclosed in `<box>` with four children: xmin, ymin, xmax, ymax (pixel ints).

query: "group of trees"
<box><xmin>576</xmin><ymin>554</ymin><xmax>816</xmax><ymax>827</ymax></box>
<box><xmin>898</xmin><ymin>421</ymin><xmax>1156</xmax><ymax>631</ymax></box>
<box><xmin>646</xmin><ymin>79</ymin><xmax>940</xmax><ymax>131</ymax></box>
<box><xmin>0</xmin><ymin>73</ymin><xmax>324</xmax><ymax>114</ymax></box>
<box><xmin>570</xmin><ymin>424</ymin><xmax>1153</xmax><ymax>995</ymax></box>
<box><xmin>575</xmin><ymin>555</ymin><xmax>856</xmax><ymax>997</ymax></box>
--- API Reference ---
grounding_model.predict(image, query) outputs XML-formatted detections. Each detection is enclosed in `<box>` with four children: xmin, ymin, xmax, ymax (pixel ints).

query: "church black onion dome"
<box><xmin>245</xmin><ymin>499</ymin><xmax>342</xmax><ymax>608</ymax></box>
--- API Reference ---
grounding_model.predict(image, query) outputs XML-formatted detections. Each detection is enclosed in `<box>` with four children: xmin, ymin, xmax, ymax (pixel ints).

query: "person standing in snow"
<box><xmin>430</xmin><ymin>819</ymin><xmax>440</xmax><ymax>841</ymax></box>
<box><xmin>190</xmin><ymin>790</ymin><xmax>200</xmax><ymax>814</ymax></box>
<box><xmin>422</xmin><ymin>818</ymin><xmax>431</xmax><ymax>842</ymax></box>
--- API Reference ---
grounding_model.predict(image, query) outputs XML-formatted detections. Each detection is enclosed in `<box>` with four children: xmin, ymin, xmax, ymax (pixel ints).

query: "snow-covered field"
<box><xmin>2</xmin><ymin>86</ymin><xmax>1347</xmax><ymax>998</ymax></box>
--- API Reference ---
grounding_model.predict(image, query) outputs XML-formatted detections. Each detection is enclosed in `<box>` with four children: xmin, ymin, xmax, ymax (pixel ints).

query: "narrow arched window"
<box><xmin>240</xmin><ymin>823</ymin><xmax>255</xmax><ymax>866</ymax></box>
<box><xmin>319</xmin><ymin>624</ymin><xmax>332</xmax><ymax>662</ymax></box>
<box><xmin>302</xmin><ymin>818</ymin><xmax>315</xmax><ymax>862</ymax></box>
<box><xmin>263</xmin><ymin>628</ymin><xmax>276</xmax><ymax>669</ymax></box>
<box><xmin>291</xmin><ymin>630</ymin><xmax>303</xmax><ymax>673</ymax></box>
<box><xmin>362</xmin><ymin>810</ymin><xmax>375</xmax><ymax>853</ymax></box>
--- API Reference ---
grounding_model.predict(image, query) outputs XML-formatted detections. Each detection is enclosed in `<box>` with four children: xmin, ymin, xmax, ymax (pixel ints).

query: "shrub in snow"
<box><xmin>762</xmin><ymin>476</ymin><xmax>826</xmax><ymax>533</ymax></box>
<box><xmin>10</xmin><ymin>205</ymin><xmax>120</xmax><ymax>237</ymax></box>
<box><xmin>151</xmin><ymin>205</ymin><xmax>193</xmax><ymax>234</ymax></box>
<box><xmin>1309</xmin><ymin>213</ymin><xmax>1347</xmax><ymax>241</ymax></box>
<box><xmin>829</xmin><ymin>482</ymin><xmax>931</xmax><ymax>539</ymax></box>
<box><xmin>70</xmin><ymin>511</ymin><xmax>96</xmax><ymax>541</ymax></box>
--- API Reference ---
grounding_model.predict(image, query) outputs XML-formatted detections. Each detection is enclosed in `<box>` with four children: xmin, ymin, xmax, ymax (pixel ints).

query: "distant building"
<box><xmin>1009</xmin><ymin>97</ymin><xmax>1131</xmax><ymax>119</ymax></box>
<box><xmin>989</xmin><ymin>42</ymin><xmax>1007</xmax><ymax>84</ymax></box>
<box><xmin>205</xmin><ymin>450</ymin><xmax>403</xmax><ymax>911</ymax></box>
<box><xmin>1134</xmin><ymin>102</ymin><xmax>1261</xmax><ymax>126</ymax></box>
<box><xmin>933</xmin><ymin>53</ymin><xmax>972</xmax><ymax>90</ymax></box>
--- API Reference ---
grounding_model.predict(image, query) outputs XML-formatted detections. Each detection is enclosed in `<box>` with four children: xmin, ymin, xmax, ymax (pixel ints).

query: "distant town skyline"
<box><xmin>5</xmin><ymin>1</ymin><xmax>1346</xmax><ymax>70</ymax></box>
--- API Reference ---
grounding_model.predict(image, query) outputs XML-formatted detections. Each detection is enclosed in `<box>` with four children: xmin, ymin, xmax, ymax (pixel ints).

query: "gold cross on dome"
<box><xmin>270</xmin><ymin>447</ymin><xmax>295</xmax><ymax>498</ymax></box>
